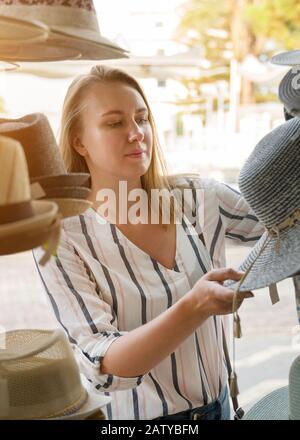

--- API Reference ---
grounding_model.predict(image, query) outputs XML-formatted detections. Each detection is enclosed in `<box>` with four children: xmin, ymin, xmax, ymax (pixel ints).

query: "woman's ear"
<box><xmin>73</xmin><ymin>136</ymin><xmax>88</xmax><ymax>157</ymax></box>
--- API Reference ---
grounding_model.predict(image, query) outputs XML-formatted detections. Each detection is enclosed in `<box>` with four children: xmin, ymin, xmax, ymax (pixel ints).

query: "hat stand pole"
<box><xmin>293</xmin><ymin>274</ymin><xmax>300</xmax><ymax>326</ymax></box>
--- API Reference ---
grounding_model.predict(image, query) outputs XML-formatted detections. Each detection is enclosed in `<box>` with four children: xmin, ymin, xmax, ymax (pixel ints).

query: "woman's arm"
<box><xmin>100</xmin><ymin>267</ymin><xmax>252</xmax><ymax>377</ymax></box>
<box><xmin>215</xmin><ymin>181</ymin><xmax>265</xmax><ymax>244</ymax></box>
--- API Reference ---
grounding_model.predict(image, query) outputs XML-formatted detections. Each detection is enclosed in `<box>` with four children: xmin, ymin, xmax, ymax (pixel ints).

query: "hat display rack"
<box><xmin>0</xmin><ymin>0</ymin><xmax>130</xmax><ymax>420</ymax></box>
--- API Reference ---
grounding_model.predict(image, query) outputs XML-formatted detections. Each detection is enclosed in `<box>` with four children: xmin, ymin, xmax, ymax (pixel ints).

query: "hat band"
<box><xmin>0</xmin><ymin>200</ymin><xmax>33</xmax><ymax>225</ymax></box>
<box><xmin>268</xmin><ymin>209</ymin><xmax>300</xmax><ymax>233</ymax></box>
<box><xmin>267</xmin><ymin>209</ymin><xmax>300</xmax><ymax>251</ymax></box>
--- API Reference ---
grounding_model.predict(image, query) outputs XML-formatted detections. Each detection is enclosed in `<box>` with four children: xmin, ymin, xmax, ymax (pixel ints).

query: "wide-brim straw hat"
<box><xmin>0</xmin><ymin>15</ymin><xmax>48</xmax><ymax>45</ymax></box>
<box><xmin>0</xmin><ymin>0</ymin><xmax>129</xmax><ymax>61</ymax></box>
<box><xmin>225</xmin><ymin>117</ymin><xmax>300</xmax><ymax>292</ymax></box>
<box><xmin>0</xmin><ymin>113</ymin><xmax>92</xmax><ymax>219</ymax></box>
<box><xmin>0</xmin><ymin>328</ymin><xmax>111</xmax><ymax>420</ymax></box>
<box><xmin>278</xmin><ymin>68</ymin><xmax>300</xmax><ymax>117</ymax></box>
<box><xmin>244</xmin><ymin>355</ymin><xmax>300</xmax><ymax>420</ymax></box>
<box><xmin>271</xmin><ymin>50</ymin><xmax>300</xmax><ymax>66</ymax></box>
<box><xmin>0</xmin><ymin>136</ymin><xmax>60</xmax><ymax>264</ymax></box>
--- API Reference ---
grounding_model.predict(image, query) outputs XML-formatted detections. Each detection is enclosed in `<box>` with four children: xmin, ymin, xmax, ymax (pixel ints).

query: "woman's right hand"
<box><xmin>184</xmin><ymin>268</ymin><xmax>254</xmax><ymax>321</ymax></box>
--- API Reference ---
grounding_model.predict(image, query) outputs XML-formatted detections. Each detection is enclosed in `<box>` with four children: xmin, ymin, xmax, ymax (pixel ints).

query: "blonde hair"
<box><xmin>59</xmin><ymin>65</ymin><xmax>179</xmax><ymax>223</ymax></box>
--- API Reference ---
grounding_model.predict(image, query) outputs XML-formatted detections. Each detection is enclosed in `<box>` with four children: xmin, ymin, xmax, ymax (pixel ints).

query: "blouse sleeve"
<box><xmin>32</xmin><ymin>231</ymin><xmax>145</xmax><ymax>392</ymax></box>
<box><xmin>214</xmin><ymin>180</ymin><xmax>265</xmax><ymax>245</ymax></box>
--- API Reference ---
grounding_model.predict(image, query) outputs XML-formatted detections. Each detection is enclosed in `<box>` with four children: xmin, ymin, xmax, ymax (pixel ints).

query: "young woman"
<box><xmin>33</xmin><ymin>65</ymin><xmax>263</xmax><ymax>420</ymax></box>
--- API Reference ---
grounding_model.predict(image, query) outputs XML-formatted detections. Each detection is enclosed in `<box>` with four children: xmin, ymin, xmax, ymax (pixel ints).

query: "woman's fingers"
<box><xmin>204</xmin><ymin>267</ymin><xmax>245</xmax><ymax>283</ymax></box>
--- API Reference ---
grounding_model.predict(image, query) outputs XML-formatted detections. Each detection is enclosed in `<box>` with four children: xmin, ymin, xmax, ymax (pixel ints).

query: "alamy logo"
<box><xmin>94</xmin><ymin>181</ymin><xmax>205</xmax><ymax>236</ymax></box>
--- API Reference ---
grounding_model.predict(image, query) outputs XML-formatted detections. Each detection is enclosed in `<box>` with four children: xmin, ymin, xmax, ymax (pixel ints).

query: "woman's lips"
<box><xmin>125</xmin><ymin>150</ymin><xmax>145</xmax><ymax>158</ymax></box>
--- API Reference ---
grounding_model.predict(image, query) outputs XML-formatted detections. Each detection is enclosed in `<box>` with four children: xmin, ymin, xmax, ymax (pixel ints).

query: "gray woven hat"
<box><xmin>278</xmin><ymin>68</ymin><xmax>300</xmax><ymax>117</ymax></box>
<box><xmin>244</xmin><ymin>355</ymin><xmax>300</xmax><ymax>420</ymax></box>
<box><xmin>271</xmin><ymin>50</ymin><xmax>300</xmax><ymax>66</ymax></box>
<box><xmin>225</xmin><ymin>117</ymin><xmax>300</xmax><ymax>292</ymax></box>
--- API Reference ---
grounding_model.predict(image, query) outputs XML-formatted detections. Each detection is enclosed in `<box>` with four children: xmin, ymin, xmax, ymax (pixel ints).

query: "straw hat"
<box><xmin>0</xmin><ymin>135</ymin><xmax>60</xmax><ymax>264</ymax></box>
<box><xmin>225</xmin><ymin>117</ymin><xmax>300</xmax><ymax>292</ymax></box>
<box><xmin>244</xmin><ymin>355</ymin><xmax>300</xmax><ymax>420</ymax></box>
<box><xmin>0</xmin><ymin>15</ymin><xmax>48</xmax><ymax>45</ymax></box>
<box><xmin>0</xmin><ymin>113</ymin><xmax>92</xmax><ymax>219</ymax></box>
<box><xmin>278</xmin><ymin>68</ymin><xmax>300</xmax><ymax>118</ymax></box>
<box><xmin>0</xmin><ymin>0</ymin><xmax>129</xmax><ymax>61</ymax></box>
<box><xmin>0</xmin><ymin>328</ymin><xmax>111</xmax><ymax>420</ymax></box>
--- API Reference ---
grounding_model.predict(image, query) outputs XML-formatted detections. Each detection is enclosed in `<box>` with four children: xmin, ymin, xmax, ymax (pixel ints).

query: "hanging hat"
<box><xmin>225</xmin><ymin>117</ymin><xmax>300</xmax><ymax>292</ymax></box>
<box><xmin>0</xmin><ymin>135</ymin><xmax>60</xmax><ymax>265</ymax></box>
<box><xmin>243</xmin><ymin>354</ymin><xmax>300</xmax><ymax>420</ymax></box>
<box><xmin>0</xmin><ymin>14</ymin><xmax>48</xmax><ymax>45</ymax></box>
<box><xmin>278</xmin><ymin>68</ymin><xmax>300</xmax><ymax>118</ymax></box>
<box><xmin>0</xmin><ymin>113</ymin><xmax>92</xmax><ymax>219</ymax></box>
<box><xmin>0</xmin><ymin>328</ymin><xmax>111</xmax><ymax>420</ymax></box>
<box><xmin>0</xmin><ymin>0</ymin><xmax>129</xmax><ymax>62</ymax></box>
<box><xmin>271</xmin><ymin>50</ymin><xmax>300</xmax><ymax>66</ymax></box>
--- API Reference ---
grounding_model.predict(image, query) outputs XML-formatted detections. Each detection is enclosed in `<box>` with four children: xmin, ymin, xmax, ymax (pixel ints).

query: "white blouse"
<box><xmin>33</xmin><ymin>177</ymin><xmax>264</xmax><ymax>420</ymax></box>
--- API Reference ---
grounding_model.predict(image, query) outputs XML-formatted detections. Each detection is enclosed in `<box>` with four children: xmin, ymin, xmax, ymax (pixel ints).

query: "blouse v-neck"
<box><xmin>89</xmin><ymin>208</ymin><xmax>182</xmax><ymax>274</ymax></box>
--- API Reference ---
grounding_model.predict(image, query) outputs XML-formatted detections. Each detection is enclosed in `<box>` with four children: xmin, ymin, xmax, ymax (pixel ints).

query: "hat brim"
<box><xmin>31</xmin><ymin>174</ymin><xmax>91</xmax><ymax>189</ymax></box>
<box><xmin>0</xmin><ymin>42</ymin><xmax>81</xmax><ymax>62</ymax></box>
<box><xmin>243</xmin><ymin>386</ymin><xmax>288</xmax><ymax>420</ymax></box>
<box><xmin>53</xmin><ymin>375</ymin><xmax>110</xmax><ymax>420</ymax></box>
<box><xmin>49</xmin><ymin>31</ymin><xmax>129</xmax><ymax>61</ymax></box>
<box><xmin>49</xmin><ymin>198</ymin><xmax>92</xmax><ymax>219</ymax></box>
<box><xmin>51</xmin><ymin>27</ymin><xmax>128</xmax><ymax>53</ymax></box>
<box><xmin>0</xmin><ymin>16</ymin><xmax>48</xmax><ymax>45</ymax></box>
<box><xmin>271</xmin><ymin>50</ymin><xmax>300</xmax><ymax>66</ymax></box>
<box><xmin>0</xmin><ymin>211</ymin><xmax>59</xmax><ymax>256</ymax></box>
<box><xmin>225</xmin><ymin>222</ymin><xmax>300</xmax><ymax>292</ymax></box>
<box><xmin>0</xmin><ymin>200</ymin><xmax>57</xmax><ymax>239</ymax></box>
<box><xmin>42</xmin><ymin>186</ymin><xmax>91</xmax><ymax>200</ymax></box>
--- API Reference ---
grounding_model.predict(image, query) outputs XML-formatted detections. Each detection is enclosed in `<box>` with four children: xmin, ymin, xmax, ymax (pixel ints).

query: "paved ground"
<box><xmin>0</xmin><ymin>243</ymin><xmax>299</xmax><ymax>415</ymax></box>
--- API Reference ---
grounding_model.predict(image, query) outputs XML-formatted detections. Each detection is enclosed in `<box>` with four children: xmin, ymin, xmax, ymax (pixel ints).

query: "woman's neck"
<box><xmin>87</xmin><ymin>174</ymin><xmax>144</xmax><ymax>225</ymax></box>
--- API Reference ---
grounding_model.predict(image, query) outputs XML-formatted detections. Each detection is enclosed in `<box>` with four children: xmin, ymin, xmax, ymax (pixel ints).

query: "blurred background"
<box><xmin>1</xmin><ymin>0</ymin><xmax>299</xmax><ymax>414</ymax></box>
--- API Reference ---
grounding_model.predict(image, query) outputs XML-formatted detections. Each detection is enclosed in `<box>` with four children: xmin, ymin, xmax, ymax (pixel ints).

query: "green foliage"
<box><xmin>176</xmin><ymin>0</ymin><xmax>300</xmax><ymax>104</ymax></box>
<box><xmin>176</xmin><ymin>0</ymin><xmax>232</xmax><ymax>65</ymax></box>
<box><xmin>245</xmin><ymin>0</ymin><xmax>300</xmax><ymax>50</ymax></box>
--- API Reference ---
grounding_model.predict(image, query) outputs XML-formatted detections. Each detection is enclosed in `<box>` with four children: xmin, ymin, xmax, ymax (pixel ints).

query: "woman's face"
<box><xmin>75</xmin><ymin>81</ymin><xmax>153</xmax><ymax>183</ymax></box>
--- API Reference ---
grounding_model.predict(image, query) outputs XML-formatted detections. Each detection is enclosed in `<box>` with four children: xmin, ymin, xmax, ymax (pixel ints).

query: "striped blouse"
<box><xmin>33</xmin><ymin>177</ymin><xmax>264</xmax><ymax>420</ymax></box>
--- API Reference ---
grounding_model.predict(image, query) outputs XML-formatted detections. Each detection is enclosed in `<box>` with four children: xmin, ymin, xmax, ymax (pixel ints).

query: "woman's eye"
<box><xmin>108</xmin><ymin>121</ymin><xmax>122</xmax><ymax>128</ymax></box>
<box><xmin>137</xmin><ymin>118</ymin><xmax>148</xmax><ymax>124</ymax></box>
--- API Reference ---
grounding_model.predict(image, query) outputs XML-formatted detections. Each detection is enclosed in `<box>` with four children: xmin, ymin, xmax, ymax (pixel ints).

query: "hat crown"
<box><xmin>0</xmin><ymin>113</ymin><xmax>66</xmax><ymax>180</ymax></box>
<box><xmin>0</xmin><ymin>0</ymin><xmax>99</xmax><ymax>36</ymax></box>
<box><xmin>0</xmin><ymin>136</ymin><xmax>31</xmax><ymax>206</ymax></box>
<box><xmin>289</xmin><ymin>355</ymin><xmax>300</xmax><ymax>420</ymax></box>
<box><xmin>238</xmin><ymin>118</ymin><xmax>300</xmax><ymax>228</ymax></box>
<box><xmin>0</xmin><ymin>329</ymin><xmax>86</xmax><ymax>419</ymax></box>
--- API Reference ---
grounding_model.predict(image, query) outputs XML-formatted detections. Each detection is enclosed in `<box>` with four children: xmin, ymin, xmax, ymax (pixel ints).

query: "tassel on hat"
<box><xmin>229</xmin><ymin>372</ymin><xmax>240</xmax><ymax>399</ymax></box>
<box><xmin>233</xmin><ymin>313</ymin><xmax>242</xmax><ymax>339</ymax></box>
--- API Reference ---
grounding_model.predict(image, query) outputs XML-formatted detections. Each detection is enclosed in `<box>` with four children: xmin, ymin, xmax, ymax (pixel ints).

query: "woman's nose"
<box><xmin>128</xmin><ymin>122</ymin><xmax>144</xmax><ymax>143</ymax></box>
